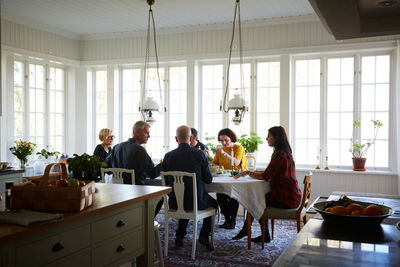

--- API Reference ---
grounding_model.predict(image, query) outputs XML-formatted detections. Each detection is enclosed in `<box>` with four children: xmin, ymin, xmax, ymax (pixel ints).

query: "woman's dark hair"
<box><xmin>218</xmin><ymin>128</ymin><xmax>237</xmax><ymax>143</ymax></box>
<box><xmin>268</xmin><ymin>126</ymin><xmax>294</xmax><ymax>164</ymax></box>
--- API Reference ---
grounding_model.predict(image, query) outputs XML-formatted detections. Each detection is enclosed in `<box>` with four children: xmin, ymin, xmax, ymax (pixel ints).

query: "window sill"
<box><xmin>255</xmin><ymin>164</ymin><xmax>397</xmax><ymax>176</ymax></box>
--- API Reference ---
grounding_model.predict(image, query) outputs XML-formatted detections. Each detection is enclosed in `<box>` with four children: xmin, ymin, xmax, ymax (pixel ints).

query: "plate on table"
<box><xmin>313</xmin><ymin>200</ymin><xmax>394</xmax><ymax>226</ymax></box>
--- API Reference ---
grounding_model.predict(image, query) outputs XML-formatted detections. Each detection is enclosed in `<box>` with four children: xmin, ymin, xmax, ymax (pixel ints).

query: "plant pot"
<box><xmin>352</xmin><ymin>157</ymin><xmax>366</xmax><ymax>171</ymax></box>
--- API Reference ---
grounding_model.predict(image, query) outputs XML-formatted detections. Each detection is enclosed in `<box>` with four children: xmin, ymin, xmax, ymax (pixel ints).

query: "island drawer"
<box><xmin>92</xmin><ymin>228</ymin><xmax>143</xmax><ymax>266</ymax></box>
<box><xmin>92</xmin><ymin>206</ymin><xmax>143</xmax><ymax>243</ymax></box>
<box><xmin>46</xmin><ymin>248</ymin><xmax>91</xmax><ymax>267</ymax></box>
<box><xmin>15</xmin><ymin>224</ymin><xmax>90</xmax><ymax>266</ymax></box>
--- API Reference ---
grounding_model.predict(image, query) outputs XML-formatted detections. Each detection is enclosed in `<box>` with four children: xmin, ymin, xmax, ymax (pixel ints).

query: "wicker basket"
<box><xmin>11</xmin><ymin>163</ymin><xmax>95</xmax><ymax>213</ymax></box>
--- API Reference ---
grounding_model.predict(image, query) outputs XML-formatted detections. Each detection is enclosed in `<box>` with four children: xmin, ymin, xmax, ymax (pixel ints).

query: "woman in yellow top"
<box><xmin>212</xmin><ymin>128</ymin><xmax>247</xmax><ymax>229</ymax></box>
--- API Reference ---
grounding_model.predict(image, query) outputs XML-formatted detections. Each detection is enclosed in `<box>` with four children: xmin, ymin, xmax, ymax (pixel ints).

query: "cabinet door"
<box><xmin>16</xmin><ymin>224</ymin><xmax>90</xmax><ymax>266</ymax></box>
<box><xmin>46</xmin><ymin>248</ymin><xmax>90</xmax><ymax>267</ymax></box>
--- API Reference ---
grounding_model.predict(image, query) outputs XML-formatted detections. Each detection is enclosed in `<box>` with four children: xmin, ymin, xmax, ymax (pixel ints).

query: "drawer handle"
<box><xmin>116</xmin><ymin>244</ymin><xmax>125</xmax><ymax>253</ymax></box>
<box><xmin>116</xmin><ymin>220</ymin><xmax>126</xmax><ymax>227</ymax></box>
<box><xmin>52</xmin><ymin>242</ymin><xmax>64</xmax><ymax>252</ymax></box>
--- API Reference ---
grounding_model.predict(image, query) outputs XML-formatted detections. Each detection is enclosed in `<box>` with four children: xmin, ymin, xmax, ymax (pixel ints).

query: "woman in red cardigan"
<box><xmin>232</xmin><ymin>126</ymin><xmax>301</xmax><ymax>242</ymax></box>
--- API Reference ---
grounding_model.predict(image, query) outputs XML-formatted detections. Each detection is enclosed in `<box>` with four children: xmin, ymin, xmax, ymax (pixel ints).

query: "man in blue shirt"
<box><xmin>162</xmin><ymin>125</ymin><xmax>217</xmax><ymax>251</ymax></box>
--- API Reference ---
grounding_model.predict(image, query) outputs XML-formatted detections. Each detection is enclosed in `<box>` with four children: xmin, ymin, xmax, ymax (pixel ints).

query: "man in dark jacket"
<box><xmin>162</xmin><ymin>125</ymin><xmax>217</xmax><ymax>251</ymax></box>
<box><xmin>106</xmin><ymin>121</ymin><xmax>163</xmax><ymax>215</ymax></box>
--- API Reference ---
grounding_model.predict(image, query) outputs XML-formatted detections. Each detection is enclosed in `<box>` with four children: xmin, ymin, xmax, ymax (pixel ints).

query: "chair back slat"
<box><xmin>299</xmin><ymin>172</ymin><xmax>313</xmax><ymax>210</ymax></box>
<box><xmin>246</xmin><ymin>155</ymin><xmax>257</xmax><ymax>171</ymax></box>
<box><xmin>101</xmin><ymin>168</ymin><xmax>135</xmax><ymax>184</ymax></box>
<box><xmin>161</xmin><ymin>171</ymin><xmax>197</xmax><ymax>214</ymax></box>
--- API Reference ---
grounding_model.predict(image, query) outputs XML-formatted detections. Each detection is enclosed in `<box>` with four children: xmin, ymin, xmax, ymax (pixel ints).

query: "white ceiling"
<box><xmin>0</xmin><ymin>0</ymin><xmax>315</xmax><ymax>37</ymax></box>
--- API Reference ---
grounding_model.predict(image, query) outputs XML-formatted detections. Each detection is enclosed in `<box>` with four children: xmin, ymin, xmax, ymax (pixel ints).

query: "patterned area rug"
<box><xmin>155</xmin><ymin>213</ymin><xmax>299</xmax><ymax>267</ymax></box>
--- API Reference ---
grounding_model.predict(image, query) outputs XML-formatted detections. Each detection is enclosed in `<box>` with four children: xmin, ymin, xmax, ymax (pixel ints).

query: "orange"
<box><xmin>346</xmin><ymin>203</ymin><xmax>364</xmax><ymax>214</ymax></box>
<box><xmin>330</xmin><ymin>205</ymin><xmax>348</xmax><ymax>215</ymax></box>
<box><xmin>325</xmin><ymin>207</ymin><xmax>332</xmax><ymax>212</ymax></box>
<box><xmin>362</xmin><ymin>204</ymin><xmax>383</xmax><ymax>216</ymax></box>
<box><xmin>351</xmin><ymin>210</ymin><xmax>362</xmax><ymax>216</ymax></box>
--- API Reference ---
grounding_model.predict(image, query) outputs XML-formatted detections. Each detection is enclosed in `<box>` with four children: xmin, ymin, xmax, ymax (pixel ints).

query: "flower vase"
<box><xmin>19</xmin><ymin>159</ymin><xmax>27</xmax><ymax>169</ymax></box>
<box><xmin>352</xmin><ymin>157</ymin><xmax>366</xmax><ymax>171</ymax></box>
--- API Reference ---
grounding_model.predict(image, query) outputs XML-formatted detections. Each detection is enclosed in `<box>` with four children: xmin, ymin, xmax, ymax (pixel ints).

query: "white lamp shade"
<box><xmin>228</xmin><ymin>94</ymin><xmax>247</xmax><ymax>110</ymax></box>
<box><xmin>143</xmin><ymin>96</ymin><xmax>159</xmax><ymax>111</ymax></box>
<box><xmin>145</xmin><ymin>115</ymin><xmax>156</xmax><ymax>124</ymax></box>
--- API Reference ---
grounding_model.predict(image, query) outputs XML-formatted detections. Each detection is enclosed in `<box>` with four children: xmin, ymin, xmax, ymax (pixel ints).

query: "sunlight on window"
<box><xmin>201</xmin><ymin>64</ymin><xmax>223</xmax><ymax>139</ymax></box>
<box><xmin>361</xmin><ymin>243</ymin><xmax>374</xmax><ymax>252</ymax></box>
<box><xmin>295</xmin><ymin>59</ymin><xmax>320</xmax><ymax>165</ymax></box>
<box><xmin>95</xmin><ymin>70</ymin><xmax>108</xmax><ymax>137</ymax></box>
<box><xmin>340</xmin><ymin>241</ymin><xmax>353</xmax><ymax>250</ymax></box>
<box><xmin>121</xmin><ymin>68</ymin><xmax>141</xmax><ymax>141</ymax></box>
<box><xmin>361</xmin><ymin>55</ymin><xmax>389</xmax><ymax>168</ymax></box>
<box><xmin>375</xmin><ymin>245</ymin><xmax>389</xmax><ymax>253</ymax></box>
<box><xmin>256</xmin><ymin>61</ymin><xmax>280</xmax><ymax>164</ymax></box>
<box><xmin>327</xmin><ymin>57</ymin><xmax>354</xmax><ymax>166</ymax></box>
<box><xmin>14</xmin><ymin>61</ymin><xmax>25</xmax><ymax>139</ymax></box>
<box><xmin>168</xmin><ymin>66</ymin><xmax>187</xmax><ymax>150</ymax></box>
<box><xmin>327</xmin><ymin>239</ymin><xmax>340</xmax><ymax>248</ymax></box>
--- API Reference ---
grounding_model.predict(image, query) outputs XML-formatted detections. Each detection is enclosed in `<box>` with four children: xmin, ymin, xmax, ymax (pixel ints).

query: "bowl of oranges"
<box><xmin>313</xmin><ymin>196</ymin><xmax>394</xmax><ymax>226</ymax></box>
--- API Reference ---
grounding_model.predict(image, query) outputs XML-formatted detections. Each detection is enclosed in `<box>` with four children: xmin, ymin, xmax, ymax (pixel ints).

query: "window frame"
<box><xmin>292</xmin><ymin>50</ymin><xmax>394</xmax><ymax>171</ymax></box>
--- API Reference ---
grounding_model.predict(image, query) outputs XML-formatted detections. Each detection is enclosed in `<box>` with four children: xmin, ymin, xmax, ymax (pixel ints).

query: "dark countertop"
<box><xmin>0</xmin><ymin>169</ymin><xmax>24</xmax><ymax>176</ymax></box>
<box><xmin>273</xmin><ymin>218</ymin><xmax>400</xmax><ymax>266</ymax></box>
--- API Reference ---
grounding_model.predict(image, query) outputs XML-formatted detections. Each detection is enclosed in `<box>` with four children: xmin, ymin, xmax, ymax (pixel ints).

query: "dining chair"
<box><xmin>161</xmin><ymin>171</ymin><xmax>216</xmax><ymax>260</ymax></box>
<box><xmin>246</xmin><ymin>155</ymin><xmax>256</xmax><ymax>171</ymax></box>
<box><xmin>100</xmin><ymin>168</ymin><xmax>135</xmax><ymax>184</ymax></box>
<box><xmin>257</xmin><ymin>172</ymin><xmax>312</xmax><ymax>249</ymax></box>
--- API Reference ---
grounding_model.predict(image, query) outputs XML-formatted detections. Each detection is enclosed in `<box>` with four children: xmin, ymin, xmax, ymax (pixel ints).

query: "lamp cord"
<box><xmin>223</xmin><ymin>0</ymin><xmax>244</xmax><ymax>114</ymax></box>
<box><xmin>142</xmin><ymin>4</ymin><xmax>164</xmax><ymax>121</ymax></box>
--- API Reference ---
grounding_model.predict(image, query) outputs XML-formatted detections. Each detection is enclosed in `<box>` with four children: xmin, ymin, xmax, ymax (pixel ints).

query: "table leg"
<box><xmin>247</xmin><ymin>213</ymin><xmax>252</xmax><ymax>249</ymax></box>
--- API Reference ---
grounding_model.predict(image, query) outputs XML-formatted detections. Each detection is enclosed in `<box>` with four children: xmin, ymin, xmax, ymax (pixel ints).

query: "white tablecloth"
<box><xmin>206</xmin><ymin>174</ymin><xmax>271</xmax><ymax>220</ymax></box>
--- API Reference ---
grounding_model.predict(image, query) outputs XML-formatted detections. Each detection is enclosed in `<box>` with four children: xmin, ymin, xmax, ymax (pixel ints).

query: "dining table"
<box><xmin>145</xmin><ymin>172</ymin><xmax>271</xmax><ymax>220</ymax></box>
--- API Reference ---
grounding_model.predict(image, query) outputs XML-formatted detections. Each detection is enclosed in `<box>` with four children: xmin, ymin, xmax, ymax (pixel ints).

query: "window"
<box><xmin>294</xmin><ymin>59</ymin><xmax>320</xmax><ymax>165</ymax></box>
<box><xmin>294</xmin><ymin>53</ymin><xmax>391</xmax><ymax>169</ymax></box>
<box><xmin>48</xmin><ymin>67</ymin><xmax>65</xmax><ymax>152</ymax></box>
<box><xmin>168</xmin><ymin>66</ymin><xmax>187</xmax><ymax>150</ymax></box>
<box><xmin>94</xmin><ymin>70</ymin><xmax>107</xmax><ymax>137</ymax></box>
<box><xmin>121</xmin><ymin>68</ymin><xmax>141</xmax><ymax>141</ymax></box>
<box><xmin>360</xmin><ymin>55</ymin><xmax>390</xmax><ymax>167</ymax></box>
<box><xmin>326</xmin><ymin>57</ymin><xmax>354</xmax><ymax>166</ymax></box>
<box><xmin>119</xmin><ymin>65</ymin><xmax>186</xmax><ymax>159</ymax></box>
<box><xmin>13</xmin><ymin>59</ymin><xmax>65</xmax><ymax>154</ymax></box>
<box><xmin>13</xmin><ymin>61</ymin><xmax>25</xmax><ymax>140</ymax></box>
<box><xmin>200</xmin><ymin>61</ymin><xmax>281</xmax><ymax>165</ymax></box>
<box><xmin>201</xmin><ymin>64</ymin><xmax>223</xmax><ymax>139</ymax></box>
<box><xmin>256</xmin><ymin>61</ymin><xmax>280</xmax><ymax>163</ymax></box>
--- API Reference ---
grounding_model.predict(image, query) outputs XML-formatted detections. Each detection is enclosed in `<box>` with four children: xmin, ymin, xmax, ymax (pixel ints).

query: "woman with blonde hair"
<box><xmin>93</xmin><ymin>128</ymin><xmax>114</xmax><ymax>162</ymax></box>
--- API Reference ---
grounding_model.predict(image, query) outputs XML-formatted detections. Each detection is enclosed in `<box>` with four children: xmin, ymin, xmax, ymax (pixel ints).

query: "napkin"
<box><xmin>0</xmin><ymin>209</ymin><xmax>63</xmax><ymax>226</ymax></box>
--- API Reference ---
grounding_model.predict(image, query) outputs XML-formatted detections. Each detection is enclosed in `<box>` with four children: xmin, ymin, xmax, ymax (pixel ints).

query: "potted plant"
<box><xmin>36</xmin><ymin>146</ymin><xmax>60</xmax><ymax>163</ymax></box>
<box><xmin>237</xmin><ymin>132</ymin><xmax>263</xmax><ymax>154</ymax></box>
<box><xmin>67</xmin><ymin>153</ymin><xmax>106</xmax><ymax>180</ymax></box>
<box><xmin>237</xmin><ymin>132</ymin><xmax>263</xmax><ymax>170</ymax></box>
<box><xmin>350</xmin><ymin>119</ymin><xmax>383</xmax><ymax>171</ymax></box>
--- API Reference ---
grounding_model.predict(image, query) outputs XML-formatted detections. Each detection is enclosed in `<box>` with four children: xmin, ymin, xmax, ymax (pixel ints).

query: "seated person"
<box><xmin>211</xmin><ymin>128</ymin><xmax>247</xmax><ymax>229</ymax></box>
<box><xmin>93</xmin><ymin>128</ymin><xmax>114</xmax><ymax>180</ymax></box>
<box><xmin>106</xmin><ymin>121</ymin><xmax>163</xmax><ymax>216</ymax></box>
<box><xmin>233</xmin><ymin>126</ymin><xmax>301</xmax><ymax>243</ymax></box>
<box><xmin>190</xmin><ymin>127</ymin><xmax>209</xmax><ymax>152</ymax></box>
<box><xmin>162</xmin><ymin>125</ymin><xmax>217</xmax><ymax>251</ymax></box>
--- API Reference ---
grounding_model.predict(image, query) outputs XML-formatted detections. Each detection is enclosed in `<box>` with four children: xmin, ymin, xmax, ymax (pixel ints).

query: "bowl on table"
<box><xmin>313</xmin><ymin>200</ymin><xmax>394</xmax><ymax>226</ymax></box>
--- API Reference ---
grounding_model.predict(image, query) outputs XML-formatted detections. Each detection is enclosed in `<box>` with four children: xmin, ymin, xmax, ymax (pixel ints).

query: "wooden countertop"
<box><xmin>0</xmin><ymin>183</ymin><xmax>171</xmax><ymax>244</ymax></box>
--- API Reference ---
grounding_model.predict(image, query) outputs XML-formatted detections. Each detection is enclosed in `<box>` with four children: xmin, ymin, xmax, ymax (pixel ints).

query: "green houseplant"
<box><xmin>205</xmin><ymin>136</ymin><xmax>221</xmax><ymax>160</ymax></box>
<box><xmin>237</xmin><ymin>132</ymin><xmax>263</xmax><ymax>154</ymax></box>
<box><xmin>36</xmin><ymin>146</ymin><xmax>60</xmax><ymax>160</ymax></box>
<box><xmin>350</xmin><ymin>119</ymin><xmax>383</xmax><ymax>171</ymax></box>
<box><xmin>67</xmin><ymin>153</ymin><xmax>106</xmax><ymax>180</ymax></box>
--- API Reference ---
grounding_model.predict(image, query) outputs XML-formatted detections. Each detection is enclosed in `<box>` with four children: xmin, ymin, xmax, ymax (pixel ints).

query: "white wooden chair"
<box><xmin>100</xmin><ymin>168</ymin><xmax>135</xmax><ymax>184</ymax></box>
<box><xmin>161</xmin><ymin>171</ymin><xmax>216</xmax><ymax>260</ymax></box>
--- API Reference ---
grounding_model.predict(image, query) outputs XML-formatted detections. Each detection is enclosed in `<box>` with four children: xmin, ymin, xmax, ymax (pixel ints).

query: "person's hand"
<box><xmin>234</xmin><ymin>170</ymin><xmax>247</xmax><ymax>179</ymax></box>
<box><xmin>203</xmin><ymin>149</ymin><xmax>210</xmax><ymax>157</ymax></box>
<box><xmin>216</xmin><ymin>147</ymin><xmax>223</xmax><ymax>154</ymax></box>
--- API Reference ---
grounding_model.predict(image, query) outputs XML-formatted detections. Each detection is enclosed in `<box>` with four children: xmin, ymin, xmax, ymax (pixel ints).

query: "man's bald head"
<box><xmin>176</xmin><ymin>125</ymin><xmax>191</xmax><ymax>144</ymax></box>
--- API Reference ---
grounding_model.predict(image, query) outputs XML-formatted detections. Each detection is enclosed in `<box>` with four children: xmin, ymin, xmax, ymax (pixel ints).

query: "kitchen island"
<box><xmin>0</xmin><ymin>183</ymin><xmax>171</xmax><ymax>267</ymax></box>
